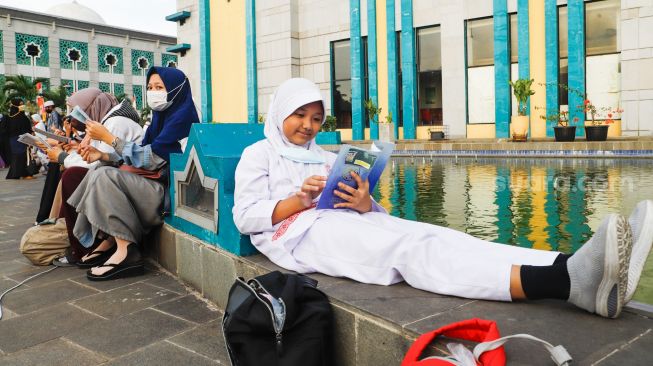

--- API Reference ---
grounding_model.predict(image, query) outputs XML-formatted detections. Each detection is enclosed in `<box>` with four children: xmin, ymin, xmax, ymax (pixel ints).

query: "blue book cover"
<box><xmin>317</xmin><ymin>141</ymin><xmax>394</xmax><ymax>210</ymax></box>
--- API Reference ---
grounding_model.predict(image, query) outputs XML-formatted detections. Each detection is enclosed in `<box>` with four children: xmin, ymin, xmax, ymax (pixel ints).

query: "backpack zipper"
<box><xmin>250</xmin><ymin>279</ymin><xmax>287</xmax><ymax>356</ymax></box>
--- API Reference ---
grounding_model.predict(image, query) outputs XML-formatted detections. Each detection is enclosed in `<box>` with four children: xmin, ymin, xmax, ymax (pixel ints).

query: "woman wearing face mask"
<box><xmin>5</xmin><ymin>98</ymin><xmax>35</xmax><ymax>180</ymax></box>
<box><xmin>68</xmin><ymin>67</ymin><xmax>198</xmax><ymax>280</ymax></box>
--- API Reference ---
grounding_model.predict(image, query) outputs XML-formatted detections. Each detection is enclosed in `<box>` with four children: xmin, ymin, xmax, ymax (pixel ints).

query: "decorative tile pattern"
<box><xmin>0</xmin><ymin>31</ymin><xmax>4</xmax><ymax>63</ymax></box>
<box><xmin>99</xmin><ymin>81</ymin><xmax>110</xmax><ymax>93</ymax></box>
<box><xmin>162</xmin><ymin>53</ymin><xmax>178</xmax><ymax>67</ymax></box>
<box><xmin>0</xmin><ymin>74</ymin><xmax>5</xmax><ymax>86</ymax></box>
<box><xmin>98</xmin><ymin>45</ymin><xmax>123</xmax><ymax>74</ymax></box>
<box><xmin>15</xmin><ymin>33</ymin><xmax>49</xmax><ymax>67</ymax></box>
<box><xmin>59</xmin><ymin>39</ymin><xmax>89</xmax><ymax>71</ymax></box>
<box><xmin>131</xmin><ymin>49</ymin><xmax>153</xmax><ymax>75</ymax></box>
<box><xmin>60</xmin><ymin>79</ymin><xmax>89</xmax><ymax>96</ymax></box>
<box><xmin>78</xmin><ymin>80</ymin><xmax>89</xmax><ymax>90</ymax></box>
<box><xmin>133</xmin><ymin>85</ymin><xmax>143</xmax><ymax>109</ymax></box>
<box><xmin>98</xmin><ymin>82</ymin><xmax>125</xmax><ymax>97</ymax></box>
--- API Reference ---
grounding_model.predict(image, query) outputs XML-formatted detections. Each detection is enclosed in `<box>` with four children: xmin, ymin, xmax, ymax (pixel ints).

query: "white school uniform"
<box><xmin>233</xmin><ymin>78</ymin><xmax>559</xmax><ymax>301</ymax></box>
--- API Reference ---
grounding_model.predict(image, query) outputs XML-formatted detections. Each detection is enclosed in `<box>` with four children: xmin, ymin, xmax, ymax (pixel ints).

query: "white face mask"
<box><xmin>146</xmin><ymin>78</ymin><xmax>186</xmax><ymax>111</ymax></box>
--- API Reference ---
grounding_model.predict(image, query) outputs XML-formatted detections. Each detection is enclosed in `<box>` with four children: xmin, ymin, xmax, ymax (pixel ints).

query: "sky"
<box><xmin>1</xmin><ymin>0</ymin><xmax>177</xmax><ymax>37</ymax></box>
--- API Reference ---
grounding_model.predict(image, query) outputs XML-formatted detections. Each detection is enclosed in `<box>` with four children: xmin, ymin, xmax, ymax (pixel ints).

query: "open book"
<box><xmin>69</xmin><ymin>105</ymin><xmax>90</xmax><ymax>125</ymax></box>
<box><xmin>33</xmin><ymin>127</ymin><xmax>71</xmax><ymax>144</ymax></box>
<box><xmin>317</xmin><ymin>141</ymin><xmax>394</xmax><ymax>210</ymax></box>
<box><xmin>17</xmin><ymin>133</ymin><xmax>51</xmax><ymax>150</ymax></box>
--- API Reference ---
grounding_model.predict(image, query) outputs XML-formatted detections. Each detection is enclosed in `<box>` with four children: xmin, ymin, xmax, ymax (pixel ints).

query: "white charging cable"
<box><xmin>0</xmin><ymin>266</ymin><xmax>58</xmax><ymax>320</ymax></box>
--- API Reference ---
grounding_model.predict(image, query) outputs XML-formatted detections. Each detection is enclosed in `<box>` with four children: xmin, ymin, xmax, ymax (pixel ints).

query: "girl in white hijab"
<box><xmin>234</xmin><ymin>78</ymin><xmax>651</xmax><ymax>319</ymax></box>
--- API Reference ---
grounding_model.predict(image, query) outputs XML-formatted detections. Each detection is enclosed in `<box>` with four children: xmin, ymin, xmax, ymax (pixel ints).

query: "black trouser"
<box><xmin>35</xmin><ymin>162</ymin><xmax>62</xmax><ymax>223</ymax></box>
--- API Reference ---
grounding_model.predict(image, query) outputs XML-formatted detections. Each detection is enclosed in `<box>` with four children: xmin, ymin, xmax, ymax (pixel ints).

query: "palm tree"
<box><xmin>42</xmin><ymin>85</ymin><xmax>68</xmax><ymax>111</ymax></box>
<box><xmin>0</xmin><ymin>78</ymin><xmax>8</xmax><ymax>115</ymax></box>
<box><xmin>2</xmin><ymin>75</ymin><xmax>48</xmax><ymax>103</ymax></box>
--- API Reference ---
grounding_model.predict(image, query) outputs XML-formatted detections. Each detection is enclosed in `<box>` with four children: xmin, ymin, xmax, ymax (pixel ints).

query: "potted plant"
<box><xmin>541</xmin><ymin>110</ymin><xmax>576</xmax><ymax>142</ymax></box>
<box><xmin>578</xmin><ymin>99</ymin><xmax>621</xmax><ymax>142</ymax></box>
<box><xmin>508</xmin><ymin>78</ymin><xmax>535</xmax><ymax>142</ymax></box>
<box><xmin>315</xmin><ymin>115</ymin><xmax>341</xmax><ymax>145</ymax></box>
<box><xmin>364</xmin><ymin>99</ymin><xmax>394</xmax><ymax>142</ymax></box>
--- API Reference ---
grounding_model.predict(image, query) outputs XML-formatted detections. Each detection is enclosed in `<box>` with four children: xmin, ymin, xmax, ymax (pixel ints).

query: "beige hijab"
<box><xmin>67</xmin><ymin>87</ymin><xmax>118</xmax><ymax>122</ymax></box>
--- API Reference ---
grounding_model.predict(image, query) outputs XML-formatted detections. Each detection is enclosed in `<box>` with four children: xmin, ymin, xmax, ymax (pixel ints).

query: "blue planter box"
<box><xmin>315</xmin><ymin>131</ymin><xmax>341</xmax><ymax>145</ymax></box>
<box><xmin>166</xmin><ymin>123</ymin><xmax>265</xmax><ymax>256</ymax></box>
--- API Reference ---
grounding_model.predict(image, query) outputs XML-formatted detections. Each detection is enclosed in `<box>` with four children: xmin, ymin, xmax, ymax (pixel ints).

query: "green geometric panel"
<box><xmin>99</xmin><ymin>82</ymin><xmax>126</xmax><ymax>98</ymax></box>
<box><xmin>131</xmin><ymin>49</ymin><xmax>154</xmax><ymax>75</ymax></box>
<box><xmin>78</xmin><ymin>80</ymin><xmax>89</xmax><ymax>89</ymax></box>
<box><xmin>162</xmin><ymin>53</ymin><xmax>178</xmax><ymax>67</ymax></box>
<box><xmin>98</xmin><ymin>45</ymin><xmax>124</xmax><ymax>74</ymax></box>
<box><xmin>61</xmin><ymin>79</ymin><xmax>74</xmax><ymax>96</ymax></box>
<box><xmin>15</xmin><ymin>33</ymin><xmax>49</xmax><ymax>66</ymax></box>
<box><xmin>99</xmin><ymin>81</ymin><xmax>110</xmax><ymax>92</ymax></box>
<box><xmin>59</xmin><ymin>39</ymin><xmax>89</xmax><ymax>71</ymax></box>
<box><xmin>0</xmin><ymin>31</ymin><xmax>4</xmax><ymax>63</ymax></box>
<box><xmin>0</xmin><ymin>75</ymin><xmax>5</xmax><ymax>85</ymax></box>
<box><xmin>133</xmin><ymin>85</ymin><xmax>143</xmax><ymax>109</ymax></box>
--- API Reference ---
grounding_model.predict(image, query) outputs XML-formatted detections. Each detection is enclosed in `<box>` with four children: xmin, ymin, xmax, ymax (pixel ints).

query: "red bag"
<box><xmin>118</xmin><ymin>164</ymin><xmax>162</xmax><ymax>180</ymax></box>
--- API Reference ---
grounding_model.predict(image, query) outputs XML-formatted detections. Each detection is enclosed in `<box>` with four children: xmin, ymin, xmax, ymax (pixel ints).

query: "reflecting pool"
<box><xmin>371</xmin><ymin>157</ymin><xmax>653</xmax><ymax>304</ymax></box>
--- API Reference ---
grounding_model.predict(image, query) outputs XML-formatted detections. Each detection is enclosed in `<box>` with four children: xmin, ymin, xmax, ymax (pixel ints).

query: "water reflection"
<box><xmin>371</xmin><ymin>157</ymin><xmax>653</xmax><ymax>303</ymax></box>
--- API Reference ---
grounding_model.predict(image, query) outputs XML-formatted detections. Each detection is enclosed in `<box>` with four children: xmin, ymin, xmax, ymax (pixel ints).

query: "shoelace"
<box><xmin>0</xmin><ymin>266</ymin><xmax>59</xmax><ymax>320</ymax></box>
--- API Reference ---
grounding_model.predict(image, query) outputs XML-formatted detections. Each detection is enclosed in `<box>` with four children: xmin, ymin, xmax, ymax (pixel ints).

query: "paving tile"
<box><xmin>0</xmin><ymin>260</ymin><xmax>36</xmax><ymax>277</ymax></box>
<box><xmin>0</xmin><ymin>303</ymin><xmax>104</xmax><ymax>353</ymax></box>
<box><xmin>141</xmin><ymin>271</ymin><xmax>189</xmax><ymax>294</ymax></box>
<box><xmin>406</xmin><ymin>299</ymin><xmax>652</xmax><ymax>365</ymax></box>
<box><xmin>321</xmin><ymin>280</ymin><xmax>469</xmax><ymax>327</ymax></box>
<box><xmin>105</xmin><ymin>341</ymin><xmax>219</xmax><ymax>366</ymax></box>
<box><xmin>72</xmin><ymin>282</ymin><xmax>181</xmax><ymax>319</ymax></box>
<box><xmin>598</xmin><ymin>329</ymin><xmax>653</xmax><ymax>365</ymax></box>
<box><xmin>65</xmin><ymin>308</ymin><xmax>193</xmax><ymax>358</ymax></box>
<box><xmin>0</xmin><ymin>338</ymin><xmax>107</xmax><ymax>366</ymax></box>
<box><xmin>68</xmin><ymin>268</ymin><xmax>156</xmax><ymax>292</ymax></box>
<box><xmin>2</xmin><ymin>279</ymin><xmax>99</xmax><ymax>315</ymax></box>
<box><xmin>168</xmin><ymin>319</ymin><xmax>229</xmax><ymax>363</ymax></box>
<box><xmin>356</xmin><ymin>316</ymin><xmax>411</xmax><ymax>366</ymax></box>
<box><xmin>7</xmin><ymin>265</ymin><xmax>86</xmax><ymax>288</ymax></box>
<box><xmin>153</xmin><ymin>295</ymin><xmax>221</xmax><ymax>324</ymax></box>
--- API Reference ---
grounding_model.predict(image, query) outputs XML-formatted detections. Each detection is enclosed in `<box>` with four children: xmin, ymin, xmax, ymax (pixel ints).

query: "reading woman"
<box><xmin>233</xmin><ymin>78</ymin><xmax>653</xmax><ymax>318</ymax></box>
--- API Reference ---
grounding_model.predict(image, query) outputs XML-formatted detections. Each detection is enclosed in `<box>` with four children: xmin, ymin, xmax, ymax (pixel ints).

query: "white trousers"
<box><xmin>292</xmin><ymin>210</ymin><xmax>560</xmax><ymax>301</ymax></box>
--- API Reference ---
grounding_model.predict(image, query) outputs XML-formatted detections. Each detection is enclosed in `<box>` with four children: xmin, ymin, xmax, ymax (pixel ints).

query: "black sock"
<box><xmin>520</xmin><ymin>257</ymin><xmax>571</xmax><ymax>300</ymax></box>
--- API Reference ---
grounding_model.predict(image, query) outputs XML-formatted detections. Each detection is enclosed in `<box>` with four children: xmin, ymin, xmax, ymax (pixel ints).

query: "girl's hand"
<box><xmin>63</xmin><ymin>139</ymin><xmax>79</xmax><ymax>152</ymax></box>
<box><xmin>85</xmin><ymin>120</ymin><xmax>115</xmax><ymax>144</ymax></box>
<box><xmin>333</xmin><ymin>171</ymin><xmax>372</xmax><ymax>213</ymax></box>
<box><xmin>79</xmin><ymin>145</ymin><xmax>104</xmax><ymax>163</ymax></box>
<box><xmin>63</xmin><ymin>120</ymin><xmax>72</xmax><ymax>137</ymax></box>
<box><xmin>296</xmin><ymin>175</ymin><xmax>327</xmax><ymax>208</ymax></box>
<box><xmin>46</xmin><ymin>145</ymin><xmax>64</xmax><ymax>162</ymax></box>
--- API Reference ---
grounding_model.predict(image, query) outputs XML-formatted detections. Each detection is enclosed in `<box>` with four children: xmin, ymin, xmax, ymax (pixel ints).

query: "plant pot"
<box><xmin>510</xmin><ymin>115</ymin><xmax>529</xmax><ymax>142</ymax></box>
<box><xmin>315</xmin><ymin>131</ymin><xmax>341</xmax><ymax>145</ymax></box>
<box><xmin>430</xmin><ymin>131</ymin><xmax>445</xmax><ymax>140</ymax></box>
<box><xmin>378</xmin><ymin>123</ymin><xmax>394</xmax><ymax>142</ymax></box>
<box><xmin>584</xmin><ymin>125</ymin><xmax>609</xmax><ymax>142</ymax></box>
<box><xmin>553</xmin><ymin>126</ymin><xmax>577</xmax><ymax>142</ymax></box>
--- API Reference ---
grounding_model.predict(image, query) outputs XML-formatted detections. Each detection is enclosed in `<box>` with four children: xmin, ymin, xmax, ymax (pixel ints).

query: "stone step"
<box><xmin>151</xmin><ymin>224</ymin><xmax>653</xmax><ymax>366</ymax></box>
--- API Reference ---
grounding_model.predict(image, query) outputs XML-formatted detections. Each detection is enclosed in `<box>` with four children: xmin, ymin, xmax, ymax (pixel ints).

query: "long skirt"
<box><xmin>5</xmin><ymin>151</ymin><xmax>30</xmax><ymax>179</ymax></box>
<box><xmin>35</xmin><ymin>162</ymin><xmax>62</xmax><ymax>223</ymax></box>
<box><xmin>292</xmin><ymin>210</ymin><xmax>560</xmax><ymax>301</ymax></box>
<box><xmin>60</xmin><ymin>166</ymin><xmax>90</xmax><ymax>261</ymax></box>
<box><xmin>68</xmin><ymin>166</ymin><xmax>164</xmax><ymax>248</ymax></box>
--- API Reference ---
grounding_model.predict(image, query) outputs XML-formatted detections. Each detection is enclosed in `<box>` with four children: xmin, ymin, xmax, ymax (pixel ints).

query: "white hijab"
<box><xmin>264</xmin><ymin>78</ymin><xmax>330</xmax><ymax>189</ymax></box>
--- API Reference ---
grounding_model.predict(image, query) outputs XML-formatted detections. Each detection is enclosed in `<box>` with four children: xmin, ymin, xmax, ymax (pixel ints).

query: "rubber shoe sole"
<box><xmin>596</xmin><ymin>215</ymin><xmax>632</xmax><ymax>318</ymax></box>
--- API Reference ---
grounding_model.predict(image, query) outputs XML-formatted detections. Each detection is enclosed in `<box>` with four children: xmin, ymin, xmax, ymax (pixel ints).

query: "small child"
<box><xmin>233</xmin><ymin>78</ymin><xmax>653</xmax><ymax>318</ymax></box>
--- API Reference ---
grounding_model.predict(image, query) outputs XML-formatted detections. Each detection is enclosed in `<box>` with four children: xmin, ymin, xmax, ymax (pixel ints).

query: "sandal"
<box><xmin>76</xmin><ymin>245</ymin><xmax>117</xmax><ymax>268</ymax></box>
<box><xmin>86</xmin><ymin>243</ymin><xmax>144</xmax><ymax>281</ymax></box>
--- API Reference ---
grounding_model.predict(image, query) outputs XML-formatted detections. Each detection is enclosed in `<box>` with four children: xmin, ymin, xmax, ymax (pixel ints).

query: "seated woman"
<box><xmin>233</xmin><ymin>78</ymin><xmax>653</xmax><ymax>319</ymax></box>
<box><xmin>69</xmin><ymin>66</ymin><xmax>198</xmax><ymax>280</ymax></box>
<box><xmin>39</xmin><ymin>89</ymin><xmax>144</xmax><ymax>265</ymax></box>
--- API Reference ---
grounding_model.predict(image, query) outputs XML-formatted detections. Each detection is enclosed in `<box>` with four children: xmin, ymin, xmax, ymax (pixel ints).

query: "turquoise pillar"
<box><xmin>350</xmin><ymin>0</ymin><xmax>365</xmax><ymax>140</ymax></box>
<box><xmin>493</xmin><ymin>0</ymin><xmax>510</xmax><ymax>138</ymax></box>
<box><xmin>246</xmin><ymin>0</ymin><xmax>258</xmax><ymax>124</ymax></box>
<box><xmin>517</xmin><ymin>0</ymin><xmax>530</xmax><ymax>128</ymax></box>
<box><xmin>199</xmin><ymin>0</ymin><xmax>212</xmax><ymax>122</ymax></box>
<box><xmin>545</xmin><ymin>167</ymin><xmax>562</xmax><ymax>251</ymax></box>
<box><xmin>400</xmin><ymin>0</ymin><xmax>416</xmax><ymax>139</ymax></box>
<box><xmin>403</xmin><ymin>165</ymin><xmax>417</xmax><ymax>220</ymax></box>
<box><xmin>495</xmin><ymin>166</ymin><xmax>514</xmax><ymax>245</ymax></box>
<box><xmin>545</xmin><ymin>0</ymin><xmax>558</xmax><ymax>138</ymax></box>
<box><xmin>568</xmin><ymin>0</ymin><xmax>585</xmax><ymax>137</ymax></box>
<box><xmin>368</xmin><ymin>0</ymin><xmax>379</xmax><ymax>139</ymax></box>
<box><xmin>387</xmin><ymin>0</ymin><xmax>399</xmax><ymax>140</ymax></box>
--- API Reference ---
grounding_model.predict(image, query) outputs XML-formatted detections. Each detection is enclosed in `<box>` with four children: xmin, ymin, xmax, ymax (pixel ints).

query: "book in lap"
<box><xmin>317</xmin><ymin>141</ymin><xmax>394</xmax><ymax>210</ymax></box>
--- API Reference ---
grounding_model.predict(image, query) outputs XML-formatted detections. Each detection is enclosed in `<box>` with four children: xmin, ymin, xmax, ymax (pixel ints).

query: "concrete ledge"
<box><xmin>153</xmin><ymin>224</ymin><xmax>653</xmax><ymax>365</ymax></box>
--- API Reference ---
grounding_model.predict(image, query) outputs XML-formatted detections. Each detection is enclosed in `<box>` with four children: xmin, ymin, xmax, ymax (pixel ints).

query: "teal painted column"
<box><xmin>400</xmin><ymin>0</ymin><xmax>416</xmax><ymax>139</ymax></box>
<box><xmin>544</xmin><ymin>167</ymin><xmax>562</xmax><ymax>251</ymax></box>
<box><xmin>368</xmin><ymin>0</ymin><xmax>379</xmax><ymax>139</ymax></box>
<box><xmin>350</xmin><ymin>0</ymin><xmax>365</xmax><ymax>140</ymax></box>
<box><xmin>517</xmin><ymin>0</ymin><xmax>530</xmax><ymax>120</ymax></box>
<box><xmin>568</xmin><ymin>0</ymin><xmax>585</xmax><ymax>137</ymax></box>
<box><xmin>387</xmin><ymin>0</ymin><xmax>399</xmax><ymax>140</ymax></box>
<box><xmin>495</xmin><ymin>166</ymin><xmax>514</xmax><ymax>245</ymax></box>
<box><xmin>403</xmin><ymin>165</ymin><xmax>417</xmax><ymax>220</ymax></box>
<box><xmin>199</xmin><ymin>0</ymin><xmax>212</xmax><ymax>122</ymax></box>
<box><xmin>545</xmin><ymin>0</ymin><xmax>558</xmax><ymax>138</ymax></box>
<box><xmin>566</xmin><ymin>171</ymin><xmax>591</xmax><ymax>252</ymax></box>
<box><xmin>493</xmin><ymin>0</ymin><xmax>510</xmax><ymax>138</ymax></box>
<box><xmin>246</xmin><ymin>0</ymin><xmax>258</xmax><ymax>124</ymax></box>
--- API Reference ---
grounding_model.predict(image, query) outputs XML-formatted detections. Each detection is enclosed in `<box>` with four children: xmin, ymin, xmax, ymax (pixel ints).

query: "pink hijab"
<box><xmin>67</xmin><ymin>87</ymin><xmax>118</xmax><ymax>122</ymax></box>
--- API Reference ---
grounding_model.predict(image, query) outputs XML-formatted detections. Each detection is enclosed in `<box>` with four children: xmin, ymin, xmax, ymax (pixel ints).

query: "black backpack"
<box><xmin>222</xmin><ymin>271</ymin><xmax>333</xmax><ymax>366</ymax></box>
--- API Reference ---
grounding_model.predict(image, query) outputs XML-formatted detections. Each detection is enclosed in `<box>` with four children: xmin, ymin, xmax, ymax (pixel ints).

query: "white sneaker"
<box><xmin>626</xmin><ymin>200</ymin><xmax>653</xmax><ymax>303</ymax></box>
<box><xmin>567</xmin><ymin>214</ymin><xmax>632</xmax><ymax>318</ymax></box>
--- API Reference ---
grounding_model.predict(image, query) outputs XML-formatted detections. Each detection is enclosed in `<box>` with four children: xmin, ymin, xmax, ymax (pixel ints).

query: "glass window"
<box><xmin>586</xmin><ymin>0</ymin><xmax>620</xmax><ymax>56</ymax></box>
<box><xmin>180</xmin><ymin>166</ymin><xmax>214</xmax><ymax>219</ymax></box>
<box><xmin>331</xmin><ymin>38</ymin><xmax>368</xmax><ymax>129</ymax></box>
<box><xmin>396</xmin><ymin>31</ymin><xmax>403</xmax><ymax>127</ymax></box>
<box><xmin>466</xmin><ymin>17</ymin><xmax>494</xmax><ymax>67</ymax></box>
<box><xmin>510</xmin><ymin>14</ymin><xmax>518</xmax><ymax>63</ymax></box>
<box><xmin>559</xmin><ymin>6</ymin><xmax>568</xmax><ymax>109</ymax></box>
<box><xmin>466</xmin><ymin>17</ymin><xmax>495</xmax><ymax>124</ymax></box>
<box><xmin>417</xmin><ymin>26</ymin><xmax>442</xmax><ymax>126</ymax></box>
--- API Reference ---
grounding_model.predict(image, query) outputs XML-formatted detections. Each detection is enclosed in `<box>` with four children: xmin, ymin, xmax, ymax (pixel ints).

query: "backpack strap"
<box><xmin>473</xmin><ymin>334</ymin><xmax>572</xmax><ymax>366</ymax></box>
